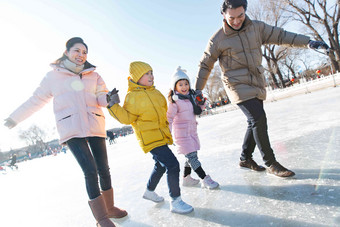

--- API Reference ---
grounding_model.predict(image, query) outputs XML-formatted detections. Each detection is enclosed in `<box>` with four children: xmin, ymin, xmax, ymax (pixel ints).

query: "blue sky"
<box><xmin>2</xmin><ymin>0</ymin><xmax>324</xmax><ymax>151</ymax></box>
<box><xmin>0</xmin><ymin>0</ymin><xmax>225</xmax><ymax>150</ymax></box>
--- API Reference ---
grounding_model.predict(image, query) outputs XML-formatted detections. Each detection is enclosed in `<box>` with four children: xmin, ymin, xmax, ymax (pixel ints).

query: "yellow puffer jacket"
<box><xmin>107</xmin><ymin>80</ymin><xmax>173</xmax><ymax>153</ymax></box>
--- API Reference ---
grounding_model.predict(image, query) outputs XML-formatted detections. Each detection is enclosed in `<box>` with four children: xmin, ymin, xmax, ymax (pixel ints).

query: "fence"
<box><xmin>201</xmin><ymin>72</ymin><xmax>340</xmax><ymax>117</ymax></box>
<box><xmin>266</xmin><ymin>72</ymin><xmax>340</xmax><ymax>102</ymax></box>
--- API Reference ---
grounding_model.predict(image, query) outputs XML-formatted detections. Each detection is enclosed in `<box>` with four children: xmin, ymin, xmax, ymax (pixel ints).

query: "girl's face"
<box><xmin>138</xmin><ymin>70</ymin><xmax>154</xmax><ymax>86</ymax></box>
<box><xmin>65</xmin><ymin>43</ymin><xmax>87</xmax><ymax>66</ymax></box>
<box><xmin>175</xmin><ymin>79</ymin><xmax>190</xmax><ymax>95</ymax></box>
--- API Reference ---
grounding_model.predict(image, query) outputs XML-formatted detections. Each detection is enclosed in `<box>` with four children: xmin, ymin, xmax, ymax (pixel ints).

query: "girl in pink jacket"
<box><xmin>4</xmin><ymin>37</ymin><xmax>126</xmax><ymax>227</ymax></box>
<box><xmin>167</xmin><ymin>67</ymin><xmax>219</xmax><ymax>190</ymax></box>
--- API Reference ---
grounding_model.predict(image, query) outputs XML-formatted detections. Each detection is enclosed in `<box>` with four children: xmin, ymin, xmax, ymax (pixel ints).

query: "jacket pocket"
<box><xmin>56</xmin><ymin>111</ymin><xmax>79</xmax><ymax>140</ymax></box>
<box><xmin>86</xmin><ymin>106</ymin><xmax>105</xmax><ymax>135</ymax></box>
<box><xmin>140</xmin><ymin>129</ymin><xmax>164</xmax><ymax>146</ymax></box>
<box><xmin>88</xmin><ymin>111</ymin><xmax>105</xmax><ymax>135</ymax></box>
<box><xmin>174</xmin><ymin>123</ymin><xmax>188</xmax><ymax>138</ymax></box>
<box><xmin>255</xmin><ymin>65</ymin><xmax>266</xmax><ymax>86</ymax></box>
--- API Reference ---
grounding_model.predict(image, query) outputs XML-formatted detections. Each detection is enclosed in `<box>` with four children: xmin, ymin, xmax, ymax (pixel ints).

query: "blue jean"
<box><xmin>148</xmin><ymin>145</ymin><xmax>181</xmax><ymax>198</ymax></box>
<box><xmin>66</xmin><ymin>137</ymin><xmax>112</xmax><ymax>199</ymax></box>
<box><xmin>237</xmin><ymin>98</ymin><xmax>276</xmax><ymax>166</ymax></box>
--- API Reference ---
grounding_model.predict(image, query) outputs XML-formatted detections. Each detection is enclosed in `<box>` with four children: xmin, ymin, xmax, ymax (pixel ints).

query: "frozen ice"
<box><xmin>1</xmin><ymin>87</ymin><xmax>340</xmax><ymax>227</ymax></box>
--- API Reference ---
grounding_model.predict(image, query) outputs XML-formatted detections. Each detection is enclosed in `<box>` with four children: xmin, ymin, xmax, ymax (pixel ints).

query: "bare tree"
<box><xmin>278</xmin><ymin>48</ymin><xmax>302</xmax><ymax>79</ymax></box>
<box><xmin>262</xmin><ymin>47</ymin><xmax>280</xmax><ymax>88</ymax></box>
<box><xmin>283</xmin><ymin>0</ymin><xmax>340</xmax><ymax>72</ymax></box>
<box><xmin>203</xmin><ymin>65</ymin><xmax>227</xmax><ymax>104</ymax></box>
<box><xmin>248</xmin><ymin>0</ymin><xmax>293</xmax><ymax>88</ymax></box>
<box><xmin>19</xmin><ymin>125</ymin><xmax>47</xmax><ymax>152</ymax></box>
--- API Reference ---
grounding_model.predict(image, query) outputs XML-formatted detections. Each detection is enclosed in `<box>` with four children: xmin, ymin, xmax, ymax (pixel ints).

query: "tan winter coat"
<box><xmin>195</xmin><ymin>16</ymin><xmax>310</xmax><ymax>104</ymax></box>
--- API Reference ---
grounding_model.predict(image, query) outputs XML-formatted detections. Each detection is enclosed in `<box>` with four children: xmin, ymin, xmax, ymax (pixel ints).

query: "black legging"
<box><xmin>67</xmin><ymin>137</ymin><xmax>112</xmax><ymax>199</ymax></box>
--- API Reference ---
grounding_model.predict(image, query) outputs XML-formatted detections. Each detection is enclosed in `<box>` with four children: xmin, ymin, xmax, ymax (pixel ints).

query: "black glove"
<box><xmin>106</xmin><ymin>88</ymin><xmax>120</xmax><ymax>108</ymax></box>
<box><xmin>195</xmin><ymin>90</ymin><xmax>206</xmax><ymax>105</ymax></box>
<box><xmin>308</xmin><ymin>40</ymin><xmax>329</xmax><ymax>50</ymax></box>
<box><xmin>4</xmin><ymin>118</ymin><xmax>17</xmax><ymax>129</ymax></box>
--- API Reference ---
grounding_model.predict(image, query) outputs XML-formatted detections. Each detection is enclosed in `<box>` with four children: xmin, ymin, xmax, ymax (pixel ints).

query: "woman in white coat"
<box><xmin>4</xmin><ymin>37</ymin><xmax>126</xmax><ymax>227</ymax></box>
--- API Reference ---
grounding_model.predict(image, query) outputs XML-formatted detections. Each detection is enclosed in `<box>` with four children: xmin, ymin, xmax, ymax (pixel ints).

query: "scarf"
<box><xmin>62</xmin><ymin>59</ymin><xmax>84</xmax><ymax>74</ymax></box>
<box><xmin>176</xmin><ymin>90</ymin><xmax>202</xmax><ymax>115</ymax></box>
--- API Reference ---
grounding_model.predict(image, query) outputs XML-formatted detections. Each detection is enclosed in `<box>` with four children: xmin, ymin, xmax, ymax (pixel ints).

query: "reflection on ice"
<box><xmin>1</xmin><ymin>87</ymin><xmax>340</xmax><ymax>226</ymax></box>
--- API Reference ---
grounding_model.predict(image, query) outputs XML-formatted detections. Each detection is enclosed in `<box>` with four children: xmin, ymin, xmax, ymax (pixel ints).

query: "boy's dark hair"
<box><xmin>221</xmin><ymin>0</ymin><xmax>248</xmax><ymax>14</ymax></box>
<box><xmin>168</xmin><ymin>89</ymin><xmax>175</xmax><ymax>103</ymax></box>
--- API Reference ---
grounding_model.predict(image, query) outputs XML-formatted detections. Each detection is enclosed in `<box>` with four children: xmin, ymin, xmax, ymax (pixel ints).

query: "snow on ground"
<box><xmin>1</xmin><ymin>87</ymin><xmax>340</xmax><ymax>227</ymax></box>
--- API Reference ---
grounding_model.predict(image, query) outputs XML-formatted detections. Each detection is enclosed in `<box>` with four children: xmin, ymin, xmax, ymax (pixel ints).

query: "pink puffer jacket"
<box><xmin>9</xmin><ymin>64</ymin><xmax>108</xmax><ymax>144</ymax></box>
<box><xmin>167</xmin><ymin>99</ymin><xmax>200</xmax><ymax>155</ymax></box>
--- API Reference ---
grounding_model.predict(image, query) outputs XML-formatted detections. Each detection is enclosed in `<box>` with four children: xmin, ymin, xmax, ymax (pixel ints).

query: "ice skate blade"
<box><xmin>142</xmin><ymin>195</ymin><xmax>164</xmax><ymax>203</ymax></box>
<box><xmin>182</xmin><ymin>183</ymin><xmax>200</xmax><ymax>187</ymax></box>
<box><xmin>201</xmin><ymin>184</ymin><xmax>220</xmax><ymax>190</ymax></box>
<box><xmin>239</xmin><ymin>165</ymin><xmax>266</xmax><ymax>172</ymax></box>
<box><xmin>171</xmin><ymin>207</ymin><xmax>194</xmax><ymax>214</ymax></box>
<box><xmin>266</xmin><ymin>171</ymin><xmax>296</xmax><ymax>179</ymax></box>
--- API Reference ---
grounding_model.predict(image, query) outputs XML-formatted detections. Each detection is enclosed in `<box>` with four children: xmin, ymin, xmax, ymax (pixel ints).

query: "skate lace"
<box><xmin>178</xmin><ymin>200</ymin><xmax>185</xmax><ymax>206</ymax></box>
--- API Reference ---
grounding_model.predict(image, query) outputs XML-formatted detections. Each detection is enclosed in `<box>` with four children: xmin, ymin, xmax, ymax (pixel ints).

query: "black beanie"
<box><xmin>66</xmin><ymin>37</ymin><xmax>88</xmax><ymax>52</ymax></box>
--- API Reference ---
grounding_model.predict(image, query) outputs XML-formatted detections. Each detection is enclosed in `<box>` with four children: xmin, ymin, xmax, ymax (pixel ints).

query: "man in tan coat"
<box><xmin>195</xmin><ymin>0</ymin><xmax>329</xmax><ymax>177</ymax></box>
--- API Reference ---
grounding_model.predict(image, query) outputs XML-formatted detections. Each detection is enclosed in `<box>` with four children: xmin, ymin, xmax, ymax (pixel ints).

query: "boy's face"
<box><xmin>138</xmin><ymin>70</ymin><xmax>154</xmax><ymax>86</ymax></box>
<box><xmin>175</xmin><ymin>79</ymin><xmax>190</xmax><ymax>95</ymax></box>
<box><xmin>223</xmin><ymin>6</ymin><xmax>246</xmax><ymax>30</ymax></box>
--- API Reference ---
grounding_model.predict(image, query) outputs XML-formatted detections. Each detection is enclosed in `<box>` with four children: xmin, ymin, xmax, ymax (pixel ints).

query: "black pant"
<box><xmin>237</xmin><ymin>98</ymin><xmax>276</xmax><ymax>166</ymax></box>
<box><xmin>67</xmin><ymin>137</ymin><xmax>112</xmax><ymax>199</ymax></box>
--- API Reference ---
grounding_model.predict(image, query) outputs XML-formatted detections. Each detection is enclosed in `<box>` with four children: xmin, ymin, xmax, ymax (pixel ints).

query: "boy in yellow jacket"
<box><xmin>107</xmin><ymin>61</ymin><xmax>193</xmax><ymax>214</ymax></box>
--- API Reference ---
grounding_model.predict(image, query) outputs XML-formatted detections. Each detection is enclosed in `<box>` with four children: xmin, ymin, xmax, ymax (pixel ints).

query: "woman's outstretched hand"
<box><xmin>4</xmin><ymin>118</ymin><xmax>16</xmax><ymax>129</ymax></box>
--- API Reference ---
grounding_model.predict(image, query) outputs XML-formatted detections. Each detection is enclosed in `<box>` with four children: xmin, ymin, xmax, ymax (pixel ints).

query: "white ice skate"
<box><xmin>170</xmin><ymin>196</ymin><xmax>194</xmax><ymax>214</ymax></box>
<box><xmin>142</xmin><ymin>189</ymin><xmax>164</xmax><ymax>203</ymax></box>
<box><xmin>182</xmin><ymin>175</ymin><xmax>200</xmax><ymax>187</ymax></box>
<box><xmin>201</xmin><ymin>175</ymin><xmax>219</xmax><ymax>189</ymax></box>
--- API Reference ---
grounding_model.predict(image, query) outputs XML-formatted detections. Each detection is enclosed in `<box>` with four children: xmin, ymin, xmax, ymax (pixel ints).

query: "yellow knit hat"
<box><xmin>129</xmin><ymin>61</ymin><xmax>153</xmax><ymax>83</ymax></box>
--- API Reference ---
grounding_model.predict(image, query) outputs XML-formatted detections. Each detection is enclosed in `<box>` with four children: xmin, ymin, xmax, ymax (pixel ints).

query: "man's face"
<box><xmin>223</xmin><ymin>6</ymin><xmax>246</xmax><ymax>30</ymax></box>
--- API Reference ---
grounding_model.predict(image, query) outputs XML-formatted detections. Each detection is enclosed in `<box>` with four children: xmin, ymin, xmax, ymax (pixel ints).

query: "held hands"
<box><xmin>195</xmin><ymin>90</ymin><xmax>206</xmax><ymax>105</ymax></box>
<box><xmin>308</xmin><ymin>40</ymin><xmax>329</xmax><ymax>51</ymax></box>
<box><xmin>106</xmin><ymin>88</ymin><xmax>120</xmax><ymax>108</ymax></box>
<box><xmin>4</xmin><ymin>118</ymin><xmax>17</xmax><ymax>129</ymax></box>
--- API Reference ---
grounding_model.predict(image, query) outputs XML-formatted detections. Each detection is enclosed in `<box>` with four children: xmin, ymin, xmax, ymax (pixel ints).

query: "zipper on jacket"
<box><xmin>238</xmin><ymin>31</ymin><xmax>253</xmax><ymax>85</ymax></box>
<box><xmin>144</xmin><ymin>90</ymin><xmax>161</xmax><ymax>124</ymax></box>
<box><xmin>141</xmin><ymin>89</ymin><xmax>167</xmax><ymax>146</ymax></box>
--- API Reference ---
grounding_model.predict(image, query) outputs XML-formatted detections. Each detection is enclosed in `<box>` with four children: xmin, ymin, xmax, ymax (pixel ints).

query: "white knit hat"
<box><xmin>171</xmin><ymin>66</ymin><xmax>191</xmax><ymax>101</ymax></box>
<box><xmin>171</xmin><ymin>66</ymin><xmax>191</xmax><ymax>91</ymax></box>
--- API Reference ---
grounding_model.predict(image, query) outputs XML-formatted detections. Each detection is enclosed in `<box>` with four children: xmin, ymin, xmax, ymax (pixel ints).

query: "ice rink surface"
<box><xmin>1</xmin><ymin>87</ymin><xmax>340</xmax><ymax>227</ymax></box>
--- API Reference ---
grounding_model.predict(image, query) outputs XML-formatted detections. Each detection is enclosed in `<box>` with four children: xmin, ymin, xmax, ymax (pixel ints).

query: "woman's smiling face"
<box><xmin>65</xmin><ymin>43</ymin><xmax>87</xmax><ymax>66</ymax></box>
